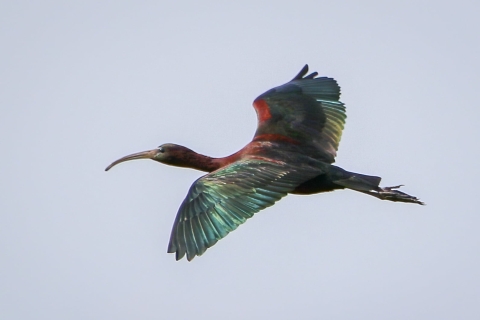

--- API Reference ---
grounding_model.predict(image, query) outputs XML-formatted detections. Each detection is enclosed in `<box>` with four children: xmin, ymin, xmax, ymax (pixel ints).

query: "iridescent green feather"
<box><xmin>167</xmin><ymin>158</ymin><xmax>319</xmax><ymax>261</ymax></box>
<box><xmin>289</xmin><ymin>77</ymin><xmax>346</xmax><ymax>161</ymax></box>
<box><xmin>254</xmin><ymin>67</ymin><xmax>347</xmax><ymax>163</ymax></box>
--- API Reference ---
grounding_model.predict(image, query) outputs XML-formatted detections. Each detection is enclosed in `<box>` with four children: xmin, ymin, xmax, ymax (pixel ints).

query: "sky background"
<box><xmin>1</xmin><ymin>1</ymin><xmax>479</xmax><ymax>319</ymax></box>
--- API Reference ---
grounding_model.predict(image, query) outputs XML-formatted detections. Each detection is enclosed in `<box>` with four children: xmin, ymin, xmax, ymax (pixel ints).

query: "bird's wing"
<box><xmin>253</xmin><ymin>65</ymin><xmax>346</xmax><ymax>163</ymax></box>
<box><xmin>167</xmin><ymin>157</ymin><xmax>319</xmax><ymax>261</ymax></box>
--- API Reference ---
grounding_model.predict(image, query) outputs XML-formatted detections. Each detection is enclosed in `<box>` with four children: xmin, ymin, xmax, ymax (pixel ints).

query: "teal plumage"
<box><xmin>167</xmin><ymin>158</ymin><xmax>319</xmax><ymax>261</ymax></box>
<box><xmin>254</xmin><ymin>66</ymin><xmax>346</xmax><ymax>163</ymax></box>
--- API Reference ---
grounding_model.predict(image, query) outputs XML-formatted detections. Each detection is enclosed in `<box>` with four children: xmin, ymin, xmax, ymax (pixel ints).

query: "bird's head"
<box><xmin>105</xmin><ymin>143</ymin><xmax>196</xmax><ymax>171</ymax></box>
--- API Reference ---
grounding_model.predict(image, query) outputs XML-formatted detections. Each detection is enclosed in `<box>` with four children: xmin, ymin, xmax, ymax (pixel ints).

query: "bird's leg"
<box><xmin>359</xmin><ymin>185</ymin><xmax>424</xmax><ymax>205</ymax></box>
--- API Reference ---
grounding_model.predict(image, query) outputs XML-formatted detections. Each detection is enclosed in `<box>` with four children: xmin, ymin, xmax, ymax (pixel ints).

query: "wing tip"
<box><xmin>291</xmin><ymin>64</ymin><xmax>309</xmax><ymax>81</ymax></box>
<box><xmin>291</xmin><ymin>64</ymin><xmax>319</xmax><ymax>81</ymax></box>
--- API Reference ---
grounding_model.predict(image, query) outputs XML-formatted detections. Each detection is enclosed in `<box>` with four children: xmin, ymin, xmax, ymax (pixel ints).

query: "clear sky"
<box><xmin>1</xmin><ymin>1</ymin><xmax>479</xmax><ymax>319</ymax></box>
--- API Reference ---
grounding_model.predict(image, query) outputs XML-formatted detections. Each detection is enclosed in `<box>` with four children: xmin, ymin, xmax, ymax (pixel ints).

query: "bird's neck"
<box><xmin>167</xmin><ymin>148</ymin><xmax>234</xmax><ymax>172</ymax></box>
<box><xmin>184</xmin><ymin>153</ymin><xmax>222</xmax><ymax>172</ymax></box>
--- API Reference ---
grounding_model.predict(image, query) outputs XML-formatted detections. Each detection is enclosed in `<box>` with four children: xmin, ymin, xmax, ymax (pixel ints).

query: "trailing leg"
<box><xmin>331</xmin><ymin>166</ymin><xmax>424</xmax><ymax>205</ymax></box>
<box><xmin>356</xmin><ymin>185</ymin><xmax>424</xmax><ymax>205</ymax></box>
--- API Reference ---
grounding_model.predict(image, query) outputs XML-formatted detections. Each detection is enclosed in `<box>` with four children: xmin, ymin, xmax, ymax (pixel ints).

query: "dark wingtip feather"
<box><xmin>291</xmin><ymin>64</ymin><xmax>309</xmax><ymax>81</ymax></box>
<box><xmin>175</xmin><ymin>251</ymin><xmax>182</xmax><ymax>261</ymax></box>
<box><xmin>167</xmin><ymin>241</ymin><xmax>176</xmax><ymax>253</ymax></box>
<box><xmin>304</xmin><ymin>72</ymin><xmax>318</xmax><ymax>79</ymax></box>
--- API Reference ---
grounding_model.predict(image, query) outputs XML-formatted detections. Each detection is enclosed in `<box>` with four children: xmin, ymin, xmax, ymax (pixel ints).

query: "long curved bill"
<box><xmin>105</xmin><ymin>149</ymin><xmax>159</xmax><ymax>171</ymax></box>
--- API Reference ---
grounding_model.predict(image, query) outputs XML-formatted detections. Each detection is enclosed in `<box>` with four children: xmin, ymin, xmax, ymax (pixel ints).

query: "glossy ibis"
<box><xmin>106</xmin><ymin>65</ymin><xmax>423</xmax><ymax>261</ymax></box>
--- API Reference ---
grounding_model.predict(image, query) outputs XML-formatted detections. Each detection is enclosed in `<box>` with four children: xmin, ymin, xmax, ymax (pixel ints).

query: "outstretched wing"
<box><xmin>167</xmin><ymin>158</ymin><xmax>319</xmax><ymax>261</ymax></box>
<box><xmin>253</xmin><ymin>65</ymin><xmax>346</xmax><ymax>163</ymax></box>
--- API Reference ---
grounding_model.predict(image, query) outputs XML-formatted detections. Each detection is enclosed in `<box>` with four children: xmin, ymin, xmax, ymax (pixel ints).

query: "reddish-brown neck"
<box><xmin>187</xmin><ymin>153</ymin><xmax>225</xmax><ymax>172</ymax></box>
<box><xmin>163</xmin><ymin>141</ymin><xmax>269</xmax><ymax>172</ymax></box>
<box><xmin>164</xmin><ymin>147</ymin><xmax>242</xmax><ymax>172</ymax></box>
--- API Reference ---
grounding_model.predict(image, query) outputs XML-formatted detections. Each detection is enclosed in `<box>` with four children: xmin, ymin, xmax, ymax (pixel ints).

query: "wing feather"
<box><xmin>253</xmin><ymin>65</ymin><xmax>346</xmax><ymax>163</ymax></box>
<box><xmin>167</xmin><ymin>158</ymin><xmax>319</xmax><ymax>261</ymax></box>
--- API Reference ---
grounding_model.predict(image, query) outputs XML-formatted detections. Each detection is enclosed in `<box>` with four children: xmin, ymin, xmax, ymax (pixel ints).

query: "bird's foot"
<box><xmin>372</xmin><ymin>185</ymin><xmax>424</xmax><ymax>205</ymax></box>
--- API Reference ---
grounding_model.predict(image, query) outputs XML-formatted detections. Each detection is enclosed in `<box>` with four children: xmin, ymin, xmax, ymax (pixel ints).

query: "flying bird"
<box><xmin>106</xmin><ymin>65</ymin><xmax>423</xmax><ymax>261</ymax></box>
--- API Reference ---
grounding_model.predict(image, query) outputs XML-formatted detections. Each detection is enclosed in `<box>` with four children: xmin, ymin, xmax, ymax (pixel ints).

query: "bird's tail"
<box><xmin>331</xmin><ymin>166</ymin><xmax>424</xmax><ymax>205</ymax></box>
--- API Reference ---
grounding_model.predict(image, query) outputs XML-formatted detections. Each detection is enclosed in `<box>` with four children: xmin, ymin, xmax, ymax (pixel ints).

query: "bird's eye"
<box><xmin>157</xmin><ymin>146</ymin><xmax>165</xmax><ymax>153</ymax></box>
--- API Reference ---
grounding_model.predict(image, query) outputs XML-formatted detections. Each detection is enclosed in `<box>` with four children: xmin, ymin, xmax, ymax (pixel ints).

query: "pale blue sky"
<box><xmin>1</xmin><ymin>1</ymin><xmax>479</xmax><ymax>319</ymax></box>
